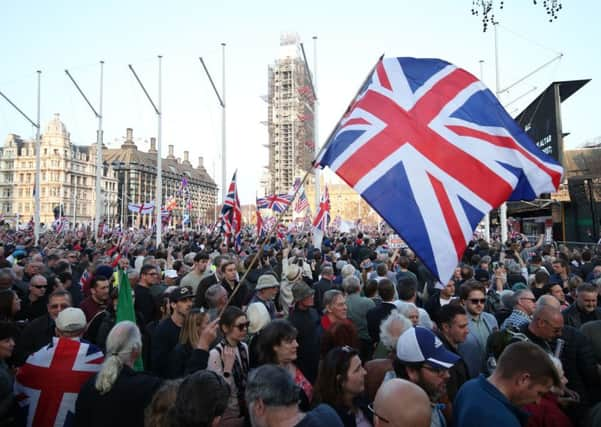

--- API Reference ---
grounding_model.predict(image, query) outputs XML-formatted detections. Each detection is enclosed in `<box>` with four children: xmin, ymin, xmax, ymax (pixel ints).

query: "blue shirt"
<box><xmin>453</xmin><ymin>375</ymin><xmax>529</xmax><ymax>427</ymax></box>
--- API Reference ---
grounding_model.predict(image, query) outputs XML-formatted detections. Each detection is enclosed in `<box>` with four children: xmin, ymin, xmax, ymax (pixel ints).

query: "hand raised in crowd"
<box><xmin>196</xmin><ymin>318</ymin><xmax>219</xmax><ymax>351</ymax></box>
<box><xmin>222</xmin><ymin>345</ymin><xmax>236</xmax><ymax>374</ymax></box>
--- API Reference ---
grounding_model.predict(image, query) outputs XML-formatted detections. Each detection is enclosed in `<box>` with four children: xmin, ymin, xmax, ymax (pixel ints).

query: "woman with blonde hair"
<box><xmin>75</xmin><ymin>321</ymin><xmax>163</xmax><ymax>427</ymax></box>
<box><xmin>167</xmin><ymin>308</ymin><xmax>219</xmax><ymax>379</ymax></box>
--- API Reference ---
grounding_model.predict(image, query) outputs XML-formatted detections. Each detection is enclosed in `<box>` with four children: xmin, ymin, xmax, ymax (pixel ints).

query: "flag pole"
<box><xmin>479</xmin><ymin>59</ymin><xmax>491</xmax><ymax>243</ymax></box>
<box><xmin>220</xmin><ymin>57</ymin><xmax>382</xmax><ymax>314</ymax></box>
<box><xmin>156</xmin><ymin>55</ymin><xmax>163</xmax><ymax>246</ymax></box>
<box><xmin>494</xmin><ymin>22</ymin><xmax>508</xmax><ymax>244</ymax></box>
<box><xmin>312</xmin><ymin>36</ymin><xmax>321</xmax><ymax>218</ymax></box>
<box><xmin>34</xmin><ymin>71</ymin><xmax>41</xmax><ymax>246</ymax></box>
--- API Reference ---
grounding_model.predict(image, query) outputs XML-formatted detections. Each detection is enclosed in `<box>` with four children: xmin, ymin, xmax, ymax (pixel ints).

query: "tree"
<box><xmin>471</xmin><ymin>0</ymin><xmax>563</xmax><ymax>31</ymax></box>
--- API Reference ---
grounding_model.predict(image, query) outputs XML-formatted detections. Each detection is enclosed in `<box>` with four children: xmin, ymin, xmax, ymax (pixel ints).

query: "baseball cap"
<box><xmin>165</xmin><ymin>269</ymin><xmax>178</xmax><ymax>279</ymax></box>
<box><xmin>55</xmin><ymin>308</ymin><xmax>87</xmax><ymax>332</ymax></box>
<box><xmin>396</xmin><ymin>327</ymin><xmax>460</xmax><ymax>369</ymax></box>
<box><xmin>169</xmin><ymin>286</ymin><xmax>193</xmax><ymax>302</ymax></box>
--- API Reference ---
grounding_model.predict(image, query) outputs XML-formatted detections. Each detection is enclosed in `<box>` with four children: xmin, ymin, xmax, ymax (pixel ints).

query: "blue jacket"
<box><xmin>453</xmin><ymin>375</ymin><xmax>529</xmax><ymax>427</ymax></box>
<box><xmin>458</xmin><ymin>311</ymin><xmax>498</xmax><ymax>378</ymax></box>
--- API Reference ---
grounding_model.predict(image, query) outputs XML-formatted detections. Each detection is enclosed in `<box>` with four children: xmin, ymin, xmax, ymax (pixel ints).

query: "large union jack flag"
<box><xmin>315</xmin><ymin>57</ymin><xmax>563</xmax><ymax>283</ymax></box>
<box><xmin>312</xmin><ymin>185</ymin><xmax>330</xmax><ymax>232</ymax></box>
<box><xmin>220</xmin><ymin>171</ymin><xmax>242</xmax><ymax>239</ymax></box>
<box><xmin>256</xmin><ymin>193</ymin><xmax>293</xmax><ymax>213</ymax></box>
<box><xmin>15</xmin><ymin>337</ymin><xmax>103</xmax><ymax>427</ymax></box>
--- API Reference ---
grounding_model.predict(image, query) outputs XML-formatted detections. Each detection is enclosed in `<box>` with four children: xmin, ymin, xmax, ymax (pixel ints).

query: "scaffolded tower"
<box><xmin>266</xmin><ymin>33</ymin><xmax>315</xmax><ymax>198</ymax></box>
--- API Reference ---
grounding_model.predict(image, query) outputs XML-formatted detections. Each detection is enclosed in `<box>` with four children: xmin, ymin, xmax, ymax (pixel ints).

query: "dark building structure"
<box><xmin>103</xmin><ymin>128</ymin><xmax>217</xmax><ymax>227</ymax></box>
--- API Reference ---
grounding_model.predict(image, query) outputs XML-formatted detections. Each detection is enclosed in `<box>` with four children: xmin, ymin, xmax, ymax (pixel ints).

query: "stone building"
<box><xmin>103</xmin><ymin>128</ymin><xmax>217</xmax><ymax>227</ymax></box>
<box><xmin>0</xmin><ymin>114</ymin><xmax>118</xmax><ymax>227</ymax></box>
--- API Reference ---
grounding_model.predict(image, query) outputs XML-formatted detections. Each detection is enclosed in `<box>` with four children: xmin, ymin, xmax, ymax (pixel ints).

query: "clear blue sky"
<box><xmin>1</xmin><ymin>0</ymin><xmax>598</xmax><ymax>203</ymax></box>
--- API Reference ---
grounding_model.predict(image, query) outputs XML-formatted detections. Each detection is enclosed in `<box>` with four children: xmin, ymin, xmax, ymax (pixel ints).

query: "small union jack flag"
<box><xmin>315</xmin><ymin>57</ymin><xmax>563</xmax><ymax>282</ymax></box>
<box><xmin>256</xmin><ymin>193</ymin><xmax>293</xmax><ymax>213</ymax></box>
<box><xmin>291</xmin><ymin>178</ymin><xmax>310</xmax><ymax>213</ymax></box>
<box><xmin>312</xmin><ymin>185</ymin><xmax>330</xmax><ymax>233</ymax></box>
<box><xmin>15</xmin><ymin>337</ymin><xmax>103</xmax><ymax>427</ymax></box>
<box><xmin>220</xmin><ymin>171</ymin><xmax>242</xmax><ymax>239</ymax></box>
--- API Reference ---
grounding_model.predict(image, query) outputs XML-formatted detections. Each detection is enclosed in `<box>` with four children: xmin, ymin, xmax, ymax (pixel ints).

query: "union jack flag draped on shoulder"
<box><xmin>15</xmin><ymin>337</ymin><xmax>103</xmax><ymax>427</ymax></box>
<box><xmin>312</xmin><ymin>185</ymin><xmax>330</xmax><ymax>232</ymax></box>
<box><xmin>256</xmin><ymin>193</ymin><xmax>293</xmax><ymax>213</ymax></box>
<box><xmin>314</xmin><ymin>57</ymin><xmax>563</xmax><ymax>283</ymax></box>
<box><xmin>220</xmin><ymin>171</ymin><xmax>242</xmax><ymax>240</ymax></box>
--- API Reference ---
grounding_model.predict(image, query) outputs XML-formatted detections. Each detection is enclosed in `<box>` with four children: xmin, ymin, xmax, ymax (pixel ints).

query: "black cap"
<box><xmin>169</xmin><ymin>286</ymin><xmax>194</xmax><ymax>302</ymax></box>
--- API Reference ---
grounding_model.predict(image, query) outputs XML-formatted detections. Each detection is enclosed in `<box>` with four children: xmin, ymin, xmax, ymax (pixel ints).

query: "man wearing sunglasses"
<box><xmin>21</xmin><ymin>274</ymin><xmax>49</xmax><ymax>320</ymax></box>
<box><xmin>457</xmin><ymin>281</ymin><xmax>498</xmax><ymax>378</ymax></box>
<box><xmin>391</xmin><ymin>326</ymin><xmax>460</xmax><ymax>427</ymax></box>
<box><xmin>13</xmin><ymin>289</ymin><xmax>72</xmax><ymax>365</ymax></box>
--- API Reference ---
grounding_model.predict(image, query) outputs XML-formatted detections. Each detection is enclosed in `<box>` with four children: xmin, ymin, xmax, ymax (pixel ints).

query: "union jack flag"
<box><xmin>52</xmin><ymin>217</ymin><xmax>68</xmax><ymax>235</ymax></box>
<box><xmin>220</xmin><ymin>171</ymin><xmax>242</xmax><ymax>239</ymax></box>
<box><xmin>312</xmin><ymin>185</ymin><xmax>330</xmax><ymax>232</ymax></box>
<box><xmin>264</xmin><ymin>216</ymin><xmax>277</xmax><ymax>232</ymax></box>
<box><xmin>315</xmin><ymin>57</ymin><xmax>563</xmax><ymax>283</ymax></box>
<box><xmin>291</xmin><ymin>178</ymin><xmax>310</xmax><ymax>213</ymax></box>
<box><xmin>15</xmin><ymin>337</ymin><xmax>103</xmax><ymax>427</ymax></box>
<box><xmin>256</xmin><ymin>193</ymin><xmax>293</xmax><ymax>213</ymax></box>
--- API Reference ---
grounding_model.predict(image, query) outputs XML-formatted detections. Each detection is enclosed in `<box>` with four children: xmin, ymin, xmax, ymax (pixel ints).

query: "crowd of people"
<box><xmin>0</xmin><ymin>225</ymin><xmax>600</xmax><ymax>427</ymax></box>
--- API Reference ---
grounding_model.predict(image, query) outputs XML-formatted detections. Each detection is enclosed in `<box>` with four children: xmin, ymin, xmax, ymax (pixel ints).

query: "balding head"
<box><xmin>536</xmin><ymin>294</ymin><xmax>560</xmax><ymax>310</ymax></box>
<box><xmin>373</xmin><ymin>379</ymin><xmax>431</xmax><ymax>427</ymax></box>
<box><xmin>530</xmin><ymin>304</ymin><xmax>563</xmax><ymax>341</ymax></box>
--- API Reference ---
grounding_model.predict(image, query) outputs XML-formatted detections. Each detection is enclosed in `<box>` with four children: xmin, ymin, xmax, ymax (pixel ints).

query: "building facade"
<box><xmin>0</xmin><ymin>114</ymin><xmax>118</xmax><ymax>227</ymax></box>
<box><xmin>266</xmin><ymin>33</ymin><xmax>315</xmax><ymax>196</ymax></box>
<box><xmin>103</xmin><ymin>128</ymin><xmax>218</xmax><ymax>227</ymax></box>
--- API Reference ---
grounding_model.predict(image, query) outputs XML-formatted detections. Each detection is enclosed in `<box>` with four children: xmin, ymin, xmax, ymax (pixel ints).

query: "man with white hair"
<box><xmin>15</xmin><ymin>308</ymin><xmax>103</xmax><ymax>427</ymax></box>
<box><xmin>246</xmin><ymin>364</ymin><xmax>343</xmax><ymax>427</ymax></box>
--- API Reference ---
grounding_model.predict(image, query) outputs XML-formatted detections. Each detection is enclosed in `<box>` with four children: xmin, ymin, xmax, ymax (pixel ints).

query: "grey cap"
<box><xmin>292</xmin><ymin>281</ymin><xmax>314</xmax><ymax>303</ymax></box>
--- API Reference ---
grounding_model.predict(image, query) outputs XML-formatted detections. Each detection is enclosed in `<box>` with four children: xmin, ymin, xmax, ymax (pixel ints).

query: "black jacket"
<box><xmin>166</xmin><ymin>343</ymin><xmax>209</xmax><ymax>379</ymax></box>
<box><xmin>331</xmin><ymin>396</ymin><xmax>373</xmax><ymax>427</ymax></box>
<box><xmin>194</xmin><ymin>273</ymin><xmax>219</xmax><ymax>309</ymax></box>
<box><xmin>289</xmin><ymin>306</ymin><xmax>321</xmax><ymax>384</ymax></box>
<box><xmin>436</xmin><ymin>332</ymin><xmax>469</xmax><ymax>402</ymax></box>
<box><xmin>221</xmin><ymin>279</ymin><xmax>247</xmax><ymax>309</ymax></box>
<box><xmin>13</xmin><ymin>314</ymin><xmax>55</xmax><ymax>366</ymax></box>
<box><xmin>562</xmin><ymin>303</ymin><xmax>601</xmax><ymax>329</ymax></box>
<box><xmin>558</xmin><ymin>325</ymin><xmax>601</xmax><ymax>408</ymax></box>
<box><xmin>74</xmin><ymin>366</ymin><xmax>162</xmax><ymax>427</ymax></box>
<box><xmin>150</xmin><ymin>318</ymin><xmax>181</xmax><ymax>378</ymax></box>
<box><xmin>313</xmin><ymin>278</ymin><xmax>336</xmax><ymax>314</ymax></box>
<box><xmin>366</xmin><ymin>302</ymin><xmax>396</xmax><ymax>344</ymax></box>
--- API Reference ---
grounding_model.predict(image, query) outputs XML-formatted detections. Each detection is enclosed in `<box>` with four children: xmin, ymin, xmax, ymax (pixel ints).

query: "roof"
<box><xmin>103</xmin><ymin>146</ymin><xmax>216</xmax><ymax>188</ymax></box>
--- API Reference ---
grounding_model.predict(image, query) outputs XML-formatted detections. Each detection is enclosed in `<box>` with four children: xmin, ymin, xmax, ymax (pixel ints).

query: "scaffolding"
<box><xmin>266</xmin><ymin>33</ymin><xmax>315</xmax><ymax>199</ymax></box>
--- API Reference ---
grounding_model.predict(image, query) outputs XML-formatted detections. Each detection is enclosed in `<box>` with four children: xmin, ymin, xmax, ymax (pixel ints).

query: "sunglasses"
<box><xmin>234</xmin><ymin>321</ymin><xmax>250</xmax><ymax>330</ymax></box>
<box><xmin>33</xmin><ymin>285</ymin><xmax>48</xmax><ymax>289</ymax></box>
<box><xmin>469</xmin><ymin>298</ymin><xmax>486</xmax><ymax>305</ymax></box>
<box><xmin>421</xmin><ymin>363</ymin><xmax>450</xmax><ymax>376</ymax></box>
<box><xmin>368</xmin><ymin>404</ymin><xmax>390</xmax><ymax>424</ymax></box>
<box><xmin>49</xmin><ymin>303</ymin><xmax>70</xmax><ymax>310</ymax></box>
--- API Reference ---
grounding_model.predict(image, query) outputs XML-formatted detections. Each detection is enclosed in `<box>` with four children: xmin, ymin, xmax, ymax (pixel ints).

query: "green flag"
<box><xmin>116</xmin><ymin>269</ymin><xmax>144</xmax><ymax>371</ymax></box>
